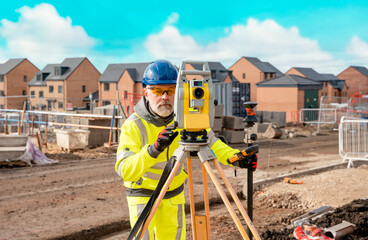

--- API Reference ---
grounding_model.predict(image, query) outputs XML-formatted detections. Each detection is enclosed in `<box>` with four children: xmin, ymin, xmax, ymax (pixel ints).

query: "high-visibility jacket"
<box><xmin>115</xmin><ymin>97</ymin><xmax>239</xmax><ymax>204</ymax></box>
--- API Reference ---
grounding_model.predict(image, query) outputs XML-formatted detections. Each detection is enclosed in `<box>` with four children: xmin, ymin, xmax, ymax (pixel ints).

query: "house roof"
<box><xmin>329</xmin><ymin>80</ymin><xmax>346</xmax><ymax>90</ymax></box>
<box><xmin>290</xmin><ymin>67</ymin><xmax>327</xmax><ymax>81</ymax></box>
<box><xmin>98</xmin><ymin>63</ymin><xmax>150</xmax><ymax>83</ymax></box>
<box><xmin>190</xmin><ymin>62</ymin><xmax>237</xmax><ymax>83</ymax></box>
<box><xmin>242</xmin><ymin>57</ymin><xmax>283</xmax><ymax>76</ymax></box>
<box><xmin>256</xmin><ymin>74</ymin><xmax>323</xmax><ymax>90</ymax></box>
<box><xmin>83</xmin><ymin>90</ymin><xmax>99</xmax><ymax>102</ymax></box>
<box><xmin>320</xmin><ymin>73</ymin><xmax>340</xmax><ymax>81</ymax></box>
<box><xmin>352</xmin><ymin>66</ymin><xmax>368</xmax><ymax>77</ymax></box>
<box><xmin>0</xmin><ymin>58</ymin><xmax>26</xmax><ymax>74</ymax></box>
<box><xmin>28</xmin><ymin>57</ymin><xmax>86</xmax><ymax>86</ymax></box>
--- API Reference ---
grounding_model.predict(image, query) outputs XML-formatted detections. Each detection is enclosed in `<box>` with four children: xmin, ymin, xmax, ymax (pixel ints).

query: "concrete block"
<box><xmin>253</xmin><ymin>122</ymin><xmax>270</xmax><ymax>133</ymax></box>
<box><xmin>0</xmin><ymin>146</ymin><xmax>26</xmax><ymax>161</ymax></box>
<box><xmin>262</xmin><ymin>111</ymin><xmax>286</xmax><ymax>127</ymax></box>
<box><xmin>222</xmin><ymin>116</ymin><xmax>245</xmax><ymax>130</ymax></box>
<box><xmin>0</xmin><ymin>134</ymin><xmax>28</xmax><ymax>147</ymax></box>
<box><xmin>262</xmin><ymin>124</ymin><xmax>282</xmax><ymax>139</ymax></box>
<box><xmin>215</xmin><ymin>104</ymin><xmax>224</xmax><ymax>117</ymax></box>
<box><xmin>221</xmin><ymin>129</ymin><xmax>245</xmax><ymax>143</ymax></box>
<box><xmin>213</xmin><ymin>117</ymin><xmax>223</xmax><ymax>132</ymax></box>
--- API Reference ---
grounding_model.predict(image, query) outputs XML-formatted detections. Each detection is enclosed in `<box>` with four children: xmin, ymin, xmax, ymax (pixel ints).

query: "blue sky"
<box><xmin>0</xmin><ymin>0</ymin><xmax>367</xmax><ymax>74</ymax></box>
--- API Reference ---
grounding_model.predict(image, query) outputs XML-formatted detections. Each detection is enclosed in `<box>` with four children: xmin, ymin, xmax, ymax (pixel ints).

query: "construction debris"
<box><xmin>262</xmin><ymin>123</ymin><xmax>282</xmax><ymax>139</ymax></box>
<box><xmin>284</xmin><ymin>177</ymin><xmax>303</xmax><ymax>184</ymax></box>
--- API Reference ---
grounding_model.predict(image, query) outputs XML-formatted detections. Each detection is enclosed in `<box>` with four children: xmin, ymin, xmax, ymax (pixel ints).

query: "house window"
<box><xmin>104</xmin><ymin>83</ymin><xmax>110</xmax><ymax>91</ymax></box>
<box><xmin>23</xmin><ymin>75</ymin><xmax>27</xmax><ymax>82</ymax></box>
<box><xmin>325</xmin><ymin>82</ymin><xmax>327</xmax><ymax>87</ymax></box>
<box><xmin>22</xmin><ymin>90</ymin><xmax>26</xmax><ymax>95</ymax></box>
<box><xmin>334</xmin><ymin>92</ymin><xmax>337</xmax><ymax>96</ymax></box>
<box><xmin>58</xmin><ymin>86</ymin><xmax>63</xmax><ymax>93</ymax></box>
<box><xmin>0</xmin><ymin>90</ymin><xmax>4</xmax><ymax>96</ymax></box>
<box><xmin>31</xmin><ymin>91</ymin><xmax>35</xmax><ymax>98</ymax></box>
<box><xmin>211</xmin><ymin>71</ymin><xmax>216</xmax><ymax>79</ymax></box>
<box><xmin>36</xmin><ymin>74</ymin><xmax>41</xmax><ymax>81</ymax></box>
<box><xmin>54</xmin><ymin>67</ymin><xmax>61</xmax><ymax>76</ymax></box>
<box><xmin>82</xmin><ymin>85</ymin><xmax>86</xmax><ymax>93</ymax></box>
<box><xmin>49</xmin><ymin>85</ymin><xmax>54</xmax><ymax>93</ymax></box>
<box><xmin>39</xmin><ymin>91</ymin><xmax>44</xmax><ymax>98</ymax></box>
<box><xmin>102</xmin><ymin>100</ymin><xmax>111</xmax><ymax>106</ymax></box>
<box><xmin>0</xmin><ymin>74</ymin><xmax>4</xmax><ymax>82</ymax></box>
<box><xmin>0</xmin><ymin>105</ymin><xmax>4</xmax><ymax>109</ymax></box>
<box><xmin>242</xmin><ymin>73</ymin><xmax>246</xmax><ymax>79</ymax></box>
<box><xmin>58</xmin><ymin>102</ymin><xmax>63</xmax><ymax>108</ymax></box>
<box><xmin>264</xmin><ymin>73</ymin><xmax>268</xmax><ymax>79</ymax></box>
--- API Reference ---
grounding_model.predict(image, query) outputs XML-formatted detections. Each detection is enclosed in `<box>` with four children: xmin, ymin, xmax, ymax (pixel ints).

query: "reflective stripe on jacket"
<box><xmin>115</xmin><ymin>110</ymin><xmax>239</xmax><ymax>200</ymax></box>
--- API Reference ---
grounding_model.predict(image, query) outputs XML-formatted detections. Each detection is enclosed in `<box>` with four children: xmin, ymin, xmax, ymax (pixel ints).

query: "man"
<box><xmin>115</xmin><ymin>60</ymin><xmax>257</xmax><ymax>239</ymax></box>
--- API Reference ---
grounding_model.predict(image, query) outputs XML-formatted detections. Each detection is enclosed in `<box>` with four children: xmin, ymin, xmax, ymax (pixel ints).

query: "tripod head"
<box><xmin>174</xmin><ymin>61</ymin><xmax>215</xmax><ymax>142</ymax></box>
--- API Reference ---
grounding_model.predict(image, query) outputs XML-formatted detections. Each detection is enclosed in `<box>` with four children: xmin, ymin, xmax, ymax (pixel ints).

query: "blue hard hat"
<box><xmin>142</xmin><ymin>60</ymin><xmax>177</xmax><ymax>86</ymax></box>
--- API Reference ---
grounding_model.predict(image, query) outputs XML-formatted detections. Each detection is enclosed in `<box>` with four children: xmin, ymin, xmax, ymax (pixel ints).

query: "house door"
<box><xmin>304</xmin><ymin>90</ymin><xmax>319</xmax><ymax>121</ymax></box>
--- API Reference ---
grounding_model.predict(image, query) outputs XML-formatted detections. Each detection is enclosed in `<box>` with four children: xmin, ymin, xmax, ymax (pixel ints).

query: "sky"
<box><xmin>0</xmin><ymin>0</ymin><xmax>367</xmax><ymax>75</ymax></box>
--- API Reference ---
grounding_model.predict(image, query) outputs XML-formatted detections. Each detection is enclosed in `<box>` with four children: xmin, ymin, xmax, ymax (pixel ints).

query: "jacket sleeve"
<box><xmin>115</xmin><ymin>120</ymin><xmax>157</xmax><ymax>182</ymax></box>
<box><xmin>209</xmin><ymin>130</ymin><xmax>240</xmax><ymax>165</ymax></box>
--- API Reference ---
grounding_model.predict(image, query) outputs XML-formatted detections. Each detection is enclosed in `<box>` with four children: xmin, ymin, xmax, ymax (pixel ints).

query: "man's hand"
<box><xmin>228</xmin><ymin>153</ymin><xmax>258</xmax><ymax>171</ymax></box>
<box><xmin>148</xmin><ymin>122</ymin><xmax>178</xmax><ymax>158</ymax></box>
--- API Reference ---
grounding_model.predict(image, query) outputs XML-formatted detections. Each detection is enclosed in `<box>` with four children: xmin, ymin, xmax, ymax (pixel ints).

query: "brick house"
<box><xmin>28</xmin><ymin>58</ymin><xmax>100</xmax><ymax>111</ymax></box>
<box><xmin>98</xmin><ymin>63</ymin><xmax>149</xmax><ymax>107</ymax></box>
<box><xmin>286</xmin><ymin>67</ymin><xmax>347</xmax><ymax>99</ymax></box>
<box><xmin>185</xmin><ymin>61</ymin><xmax>236</xmax><ymax>83</ymax></box>
<box><xmin>0</xmin><ymin>58</ymin><xmax>39</xmax><ymax>109</ymax></box>
<box><xmin>228</xmin><ymin>56</ymin><xmax>283</xmax><ymax>102</ymax></box>
<box><xmin>256</xmin><ymin>75</ymin><xmax>322</xmax><ymax>122</ymax></box>
<box><xmin>337</xmin><ymin>66</ymin><xmax>368</xmax><ymax>98</ymax></box>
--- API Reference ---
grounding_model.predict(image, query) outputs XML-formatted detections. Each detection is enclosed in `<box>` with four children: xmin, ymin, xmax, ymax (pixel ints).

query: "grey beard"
<box><xmin>150</xmin><ymin>102</ymin><xmax>173</xmax><ymax>118</ymax></box>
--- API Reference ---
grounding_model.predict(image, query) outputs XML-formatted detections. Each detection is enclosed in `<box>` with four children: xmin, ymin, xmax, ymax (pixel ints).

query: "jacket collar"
<box><xmin>134</xmin><ymin>96</ymin><xmax>174</xmax><ymax>127</ymax></box>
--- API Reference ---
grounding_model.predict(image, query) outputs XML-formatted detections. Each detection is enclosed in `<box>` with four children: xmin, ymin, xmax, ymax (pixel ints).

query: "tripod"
<box><xmin>136</xmin><ymin>131</ymin><xmax>262</xmax><ymax>240</ymax></box>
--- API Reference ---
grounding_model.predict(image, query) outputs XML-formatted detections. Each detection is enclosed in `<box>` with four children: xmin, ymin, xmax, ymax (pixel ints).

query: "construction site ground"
<box><xmin>1</xmin><ymin>125</ymin><xmax>368</xmax><ymax>239</ymax></box>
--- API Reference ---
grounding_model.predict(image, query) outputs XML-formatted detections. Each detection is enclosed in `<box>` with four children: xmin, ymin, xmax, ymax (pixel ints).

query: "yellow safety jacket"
<box><xmin>116</xmin><ymin>97</ymin><xmax>239</xmax><ymax>204</ymax></box>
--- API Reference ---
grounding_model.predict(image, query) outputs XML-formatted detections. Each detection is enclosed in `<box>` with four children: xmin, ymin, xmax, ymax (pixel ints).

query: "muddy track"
<box><xmin>0</xmin><ymin>131</ymin><xmax>343</xmax><ymax>239</ymax></box>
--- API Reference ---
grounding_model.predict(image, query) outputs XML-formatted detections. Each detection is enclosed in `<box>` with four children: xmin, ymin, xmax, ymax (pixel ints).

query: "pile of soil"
<box><xmin>261</xmin><ymin>198</ymin><xmax>368</xmax><ymax>239</ymax></box>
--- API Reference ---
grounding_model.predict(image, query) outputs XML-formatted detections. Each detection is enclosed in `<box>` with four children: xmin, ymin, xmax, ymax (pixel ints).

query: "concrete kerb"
<box><xmin>53</xmin><ymin>160</ymin><xmax>367</xmax><ymax>239</ymax></box>
<box><xmin>244</xmin><ymin>160</ymin><xmax>367</xmax><ymax>198</ymax></box>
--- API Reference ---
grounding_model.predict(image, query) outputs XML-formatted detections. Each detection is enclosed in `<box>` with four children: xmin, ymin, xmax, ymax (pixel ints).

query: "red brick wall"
<box><xmin>229</xmin><ymin>57</ymin><xmax>264</xmax><ymax>102</ymax></box>
<box><xmin>337</xmin><ymin>67</ymin><xmax>368</xmax><ymax>98</ymax></box>
<box><xmin>257</xmin><ymin>86</ymin><xmax>302</xmax><ymax>122</ymax></box>
<box><xmin>65</xmin><ymin>58</ymin><xmax>100</xmax><ymax>110</ymax></box>
<box><xmin>4</xmin><ymin>59</ymin><xmax>39</xmax><ymax>109</ymax></box>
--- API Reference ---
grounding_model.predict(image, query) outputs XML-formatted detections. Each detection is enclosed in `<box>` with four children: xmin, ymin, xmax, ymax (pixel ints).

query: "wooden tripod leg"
<box><xmin>187</xmin><ymin>157</ymin><xmax>198</xmax><ymax>239</ymax></box>
<box><xmin>213</xmin><ymin>160</ymin><xmax>262</xmax><ymax>240</ymax></box>
<box><xmin>202</xmin><ymin>164</ymin><xmax>211</xmax><ymax>240</ymax></box>
<box><xmin>202</xmin><ymin>161</ymin><xmax>250</xmax><ymax>240</ymax></box>
<box><xmin>138</xmin><ymin>160</ymin><xmax>182</xmax><ymax>240</ymax></box>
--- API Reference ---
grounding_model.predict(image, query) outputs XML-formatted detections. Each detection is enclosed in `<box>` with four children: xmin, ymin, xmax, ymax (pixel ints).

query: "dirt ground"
<box><xmin>1</xmin><ymin>126</ymin><xmax>368</xmax><ymax>239</ymax></box>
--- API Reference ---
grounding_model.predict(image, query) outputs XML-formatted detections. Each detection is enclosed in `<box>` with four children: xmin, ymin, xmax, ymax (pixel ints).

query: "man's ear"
<box><xmin>143</xmin><ymin>88</ymin><xmax>148</xmax><ymax>99</ymax></box>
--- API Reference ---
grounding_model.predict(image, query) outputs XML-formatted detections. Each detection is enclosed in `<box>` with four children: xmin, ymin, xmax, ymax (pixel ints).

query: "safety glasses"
<box><xmin>147</xmin><ymin>86</ymin><xmax>176</xmax><ymax>96</ymax></box>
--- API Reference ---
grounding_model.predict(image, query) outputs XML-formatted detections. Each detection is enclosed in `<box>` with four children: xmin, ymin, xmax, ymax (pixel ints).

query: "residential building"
<box><xmin>228</xmin><ymin>57</ymin><xmax>283</xmax><ymax>102</ymax></box>
<box><xmin>337</xmin><ymin>66</ymin><xmax>368</xmax><ymax>98</ymax></box>
<box><xmin>256</xmin><ymin>75</ymin><xmax>322</xmax><ymax>122</ymax></box>
<box><xmin>185</xmin><ymin>61</ymin><xmax>237</xmax><ymax>83</ymax></box>
<box><xmin>28</xmin><ymin>57</ymin><xmax>100</xmax><ymax>111</ymax></box>
<box><xmin>286</xmin><ymin>67</ymin><xmax>347</xmax><ymax>99</ymax></box>
<box><xmin>98</xmin><ymin>63</ymin><xmax>149</xmax><ymax>107</ymax></box>
<box><xmin>0</xmin><ymin>58</ymin><xmax>39</xmax><ymax>109</ymax></box>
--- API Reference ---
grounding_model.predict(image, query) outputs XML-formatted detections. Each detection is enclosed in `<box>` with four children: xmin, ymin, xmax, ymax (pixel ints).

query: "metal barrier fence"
<box><xmin>339</xmin><ymin>116</ymin><xmax>368</xmax><ymax>168</ymax></box>
<box><xmin>299</xmin><ymin>108</ymin><xmax>337</xmax><ymax>124</ymax></box>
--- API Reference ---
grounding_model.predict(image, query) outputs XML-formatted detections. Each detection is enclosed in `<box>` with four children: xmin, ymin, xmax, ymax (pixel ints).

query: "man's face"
<box><xmin>144</xmin><ymin>84</ymin><xmax>175</xmax><ymax>118</ymax></box>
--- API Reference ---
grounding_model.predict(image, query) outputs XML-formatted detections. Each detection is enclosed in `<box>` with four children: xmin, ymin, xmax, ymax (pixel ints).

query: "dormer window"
<box><xmin>211</xmin><ymin>70</ymin><xmax>216</xmax><ymax>79</ymax></box>
<box><xmin>0</xmin><ymin>74</ymin><xmax>4</xmax><ymax>82</ymax></box>
<box><xmin>54</xmin><ymin>67</ymin><xmax>61</xmax><ymax>76</ymax></box>
<box><xmin>36</xmin><ymin>74</ymin><xmax>42</xmax><ymax>81</ymax></box>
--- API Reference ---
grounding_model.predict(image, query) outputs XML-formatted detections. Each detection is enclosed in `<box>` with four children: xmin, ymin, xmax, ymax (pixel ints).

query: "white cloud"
<box><xmin>165</xmin><ymin>12</ymin><xmax>179</xmax><ymax>25</ymax></box>
<box><xmin>144</xmin><ymin>17</ymin><xmax>346</xmax><ymax>74</ymax></box>
<box><xmin>347</xmin><ymin>36</ymin><xmax>368</xmax><ymax>63</ymax></box>
<box><xmin>0</xmin><ymin>3</ymin><xmax>95</xmax><ymax>67</ymax></box>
